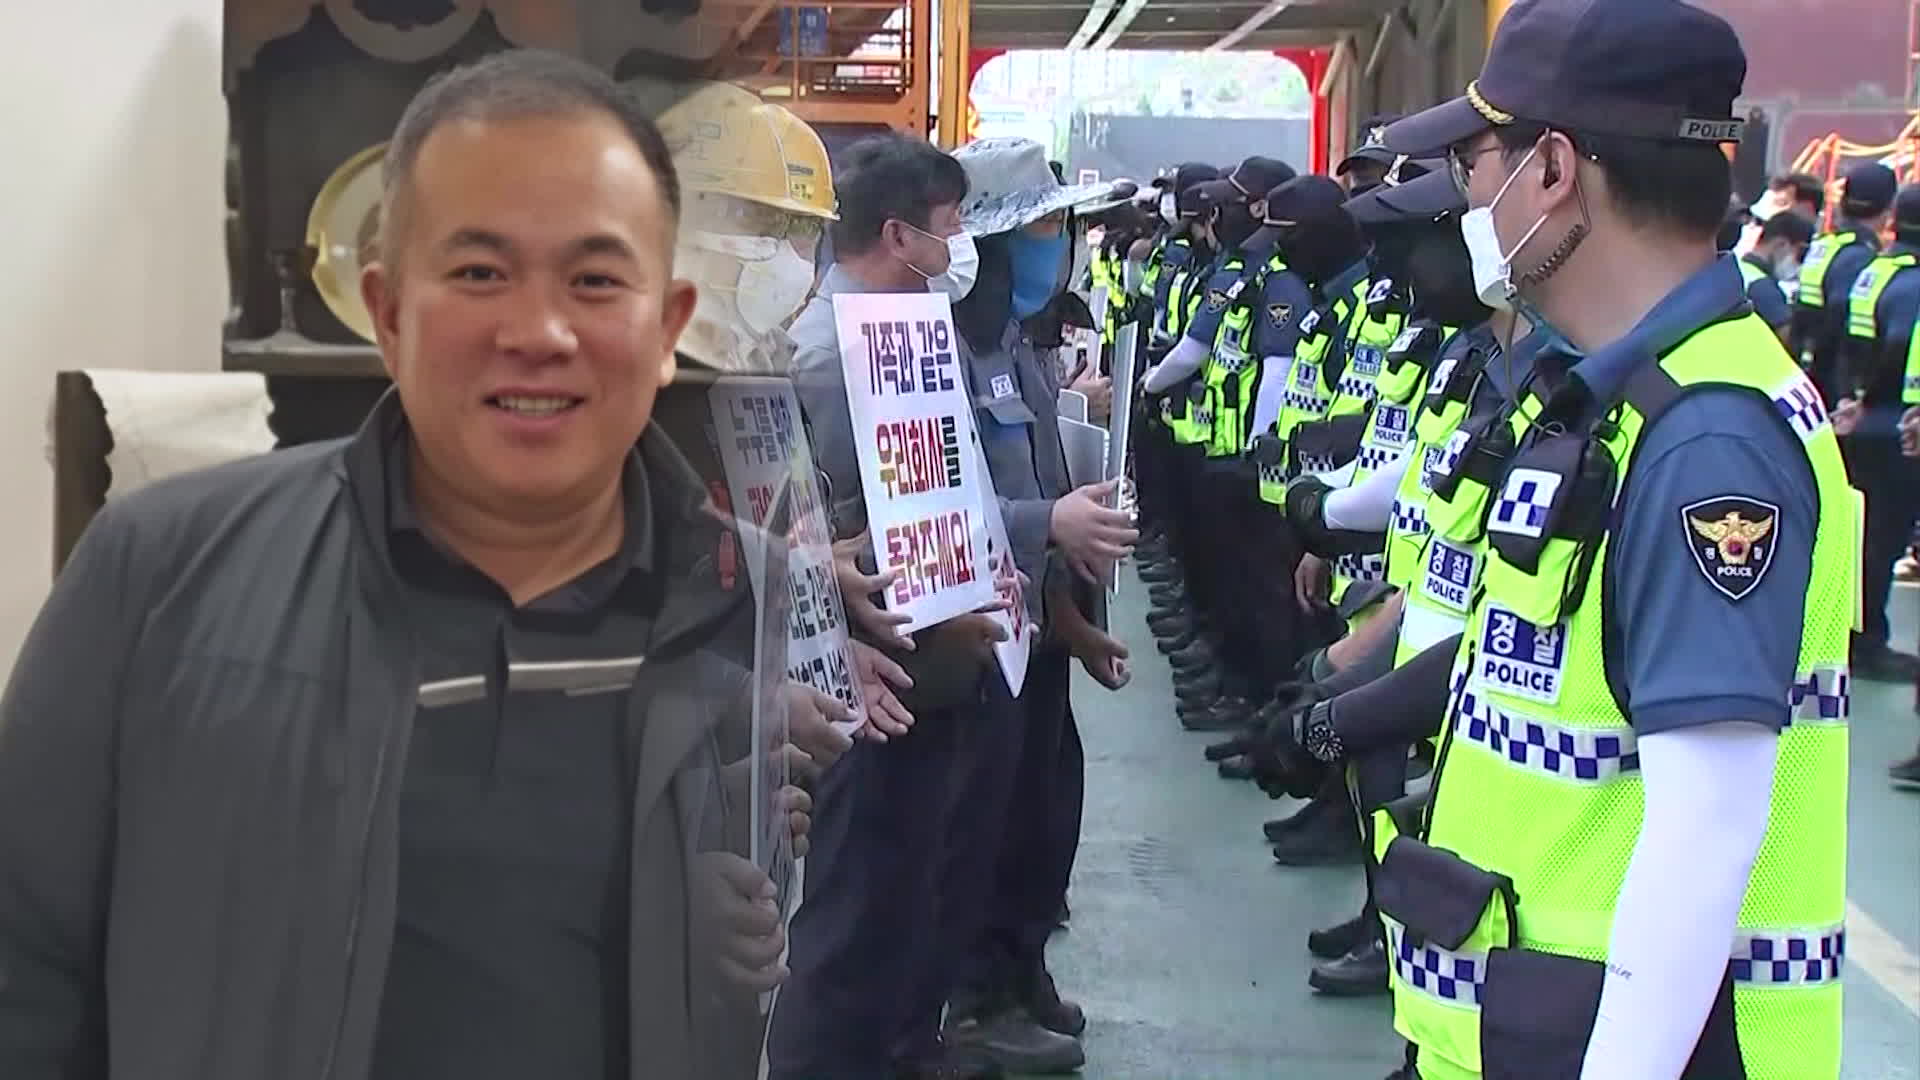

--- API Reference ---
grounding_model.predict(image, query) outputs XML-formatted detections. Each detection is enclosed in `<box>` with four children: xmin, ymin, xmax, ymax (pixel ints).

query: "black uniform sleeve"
<box><xmin>1325</xmin><ymin>632</ymin><xmax>1463</xmax><ymax>751</ymax></box>
<box><xmin>0</xmin><ymin>507</ymin><xmax>139</xmax><ymax>1078</ymax></box>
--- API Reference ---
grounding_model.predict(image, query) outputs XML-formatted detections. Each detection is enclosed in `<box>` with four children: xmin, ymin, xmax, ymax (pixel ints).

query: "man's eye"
<box><xmin>576</xmin><ymin>272</ymin><xmax>624</xmax><ymax>290</ymax></box>
<box><xmin>453</xmin><ymin>265</ymin><xmax>502</xmax><ymax>282</ymax></box>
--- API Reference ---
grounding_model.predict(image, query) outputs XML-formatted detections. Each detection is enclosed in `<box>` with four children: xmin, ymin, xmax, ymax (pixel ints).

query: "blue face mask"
<box><xmin>1008</xmin><ymin>228</ymin><xmax>1069</xmax><ymax>319</ymax></box>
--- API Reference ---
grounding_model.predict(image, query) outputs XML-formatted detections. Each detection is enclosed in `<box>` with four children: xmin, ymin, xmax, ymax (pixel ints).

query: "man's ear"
<box><xmin>1538</xmin><ymin>131</ymin><xmax>1582</xmax><ymax>214</ymax></box>
<box><xmin>360</xmin><ymin>260</ymin><xmax>401</xmax><ymax>379</ymax></box>
<box><xmin>656</xmin><ymin>278</ymin><xmax>699</xmax><ymax>385</ymax></box>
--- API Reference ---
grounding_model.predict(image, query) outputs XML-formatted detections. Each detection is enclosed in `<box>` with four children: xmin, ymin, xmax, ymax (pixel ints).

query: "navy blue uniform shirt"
<box><xmin>1741</xmin><ymin>254</ymin><xmax>1793</xmax><ymax>331</ymax></box>
<box><xmin>1179</xmin><ymin>252</ymin><xmax>1252</xmax><ymax>348</ymax></box>
<box><xmin>1852</xmin><ymin>243</ymin><xmax>1920</xmax><ymax>438</ymax></box>
<box><xmin>1252</xmin><ymin>267</ymin><xmax>1317</xmax><ymax>360</ymax></box>
<box><xmin>1537</xmin><ymin>255</ymin><xmax>1820</xmax><ymax>736</ymax></box>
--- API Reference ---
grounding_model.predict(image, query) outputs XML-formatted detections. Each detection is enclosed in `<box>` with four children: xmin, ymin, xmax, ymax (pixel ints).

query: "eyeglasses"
<box><xmin>1448</xmin><ymin>144</ymin><xmax>1503</xmax><ymax>198</ymax></box>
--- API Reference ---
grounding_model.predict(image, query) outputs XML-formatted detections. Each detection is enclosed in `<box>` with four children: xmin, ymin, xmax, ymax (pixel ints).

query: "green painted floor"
<box><xmin>1041</xmin><ymin>574</ymin><xmax>1920</xmax><ymax>1079</ymax></box>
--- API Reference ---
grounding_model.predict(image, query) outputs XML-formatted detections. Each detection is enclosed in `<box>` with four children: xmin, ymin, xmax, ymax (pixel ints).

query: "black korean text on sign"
<box><xmin>875</xmin><ymin>415</ymin><xmax>963</xmax><ymax>498</ymax></box>
<box><xmin>884</xmin><ymin>509</ymin><xmax>978</xmax><ymax>602</ymax></box>
<box><xmin>865</xmin><ymin>318</ymin><xmax>958</xmax><ymax>396</ymax></box>
<box><xmin>727</xmin><ymin>391</ymin><xmax>799</xmax><ymax>469</ymax></box>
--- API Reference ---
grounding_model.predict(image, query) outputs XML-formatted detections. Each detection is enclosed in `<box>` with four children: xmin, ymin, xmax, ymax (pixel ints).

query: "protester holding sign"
<box><xmin>934</xmin><ymin>138</ymin><xmax>1137</xmax><ymax>1075</ymax></box>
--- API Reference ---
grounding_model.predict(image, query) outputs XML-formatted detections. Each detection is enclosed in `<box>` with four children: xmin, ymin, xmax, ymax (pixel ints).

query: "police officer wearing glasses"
<box><xmin>1374</xmin><ymin>0</ymin><xmax>1855</xmax><ymax>1077</ymax></box>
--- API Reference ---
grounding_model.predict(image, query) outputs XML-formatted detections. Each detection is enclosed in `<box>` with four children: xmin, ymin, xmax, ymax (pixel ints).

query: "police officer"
<box><xmin>1137</xmin><ymin>163</ymin><xmax>1223</xmax><ymax>651</ymax></box>
<box><xmin>1374</xmin><ymin>1</ymin><xmax>1855</xmax><ymax>1077</ymax></box>
<box><xmin>1336</xmin><ymin>116</ymin><xmax>1405</xmax><ymax>196</ymax></box>
<box><xmin>1838</xmin><ymin>182</ymin><xmax>1920</xmax><ymax>682</ymax></box>
<box><xmin>1142</xmin><ymin>158</ymin><xmax>1298</xmax><ymax>728</ymax></box>
<box><xmin>1740</xmin><ymin>209</ymin><xmax>1813</xmax><ymax>343</ymax></box>
<box><xmin>1792</xmin><ymin>162</ymin><xmax>1898</xmax><ymax>401</ymax></box>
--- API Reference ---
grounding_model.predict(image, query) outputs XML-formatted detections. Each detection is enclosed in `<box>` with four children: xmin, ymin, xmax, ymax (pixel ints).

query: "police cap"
<box><xmin>1343</xmin><ymin>169</ymin><xmax>1466</xmax><ymax>226</ymax></box>
<box><xmin>1153</xmin><ymin>161</ymin><xmax>1221</xmax><ymax>195</ymax></box>
<box><xmin>1381</xmin><ymin>0</ymin><xmax>1747</xmax><ymax>157</ymax></box>
<box><xmin>1840</xmin><ymin>163</ymin><xmax>1898</xmax><ymax>218</ymax></box>
<box><xmin>1181</xmin><ymin>178</ymin><xmax>1243</xmax><ymax>217</ymax></box>
<box><xmin>1261</xmin><ymin>175</ymin><xmax>1349</xmax><ymax>227</ymax></box>
<box><xmin>1895</xmin><ymin>183</ymin><xmax>1920</xmax><ymax>231</ymax></box>
<box><xmin>1227</xmin><ymin>156</ymin><xmax>1297</xmax><ymax>198</ymax></box>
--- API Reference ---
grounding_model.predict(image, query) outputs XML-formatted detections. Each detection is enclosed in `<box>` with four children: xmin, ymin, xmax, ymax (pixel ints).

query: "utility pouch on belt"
<box><xmin>1289</xmin><ymin>411</ymin><xmax>1369</xmax><ymax>472</ymax></box>
<box><xmin>1376</xmin><ymin>837</ymin><xmax>1514</xmax><ymax>954</ymax></box>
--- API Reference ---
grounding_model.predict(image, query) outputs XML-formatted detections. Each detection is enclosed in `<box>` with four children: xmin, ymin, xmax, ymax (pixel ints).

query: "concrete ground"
<box><xmin>1041</xmin><ymin>574</ymin><xmax>1920</xmax><ymax>1079</ymax></box>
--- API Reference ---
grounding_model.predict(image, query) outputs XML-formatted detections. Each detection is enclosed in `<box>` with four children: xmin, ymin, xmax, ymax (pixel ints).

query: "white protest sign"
<box><xmin>707</xmin><ymin>376</ymin><xmax>867</xmax><ymax>737</ymax></box>
<box><xmin>964</xmin><ymin>410</ymin><xmax>1036</xmax><ymax>696</ymax></box>
<box><xmin>834</xmin><ymin>292</ymin><xmax>995</xmax><ymax>634</ymax></box>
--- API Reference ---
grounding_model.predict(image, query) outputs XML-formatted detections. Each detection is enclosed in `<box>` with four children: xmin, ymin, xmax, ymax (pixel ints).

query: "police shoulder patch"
<box><xmin>1681</xmin><ymin>495</ymin><xmax>1780</xmax><ymax>601</ymax></box>
<box><xmin>1206</xmin><ymin>288</ymin><xmax>1229</xmax><ymax>312</ymax></box>
<box><xmin>1267</xmin><ymin>303</ymin><xmax>1294</xmax><ymax>329</ymax></box>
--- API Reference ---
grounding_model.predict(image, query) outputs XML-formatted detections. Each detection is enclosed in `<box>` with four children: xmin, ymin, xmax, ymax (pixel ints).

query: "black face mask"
<box><xmin>1405</xmin><ymin>221</ymin><xmax>1492</xmax><ymax>328</ymax></box>
<box><xmin>1282</xmin><ymin>217</ymin><xmax>1366</xmax><ymax>285</ymax></box>
<box><xmin>1217</xmin><ymin>203</ymin><xmax>1260</xmax><ymax>251</ymax></box>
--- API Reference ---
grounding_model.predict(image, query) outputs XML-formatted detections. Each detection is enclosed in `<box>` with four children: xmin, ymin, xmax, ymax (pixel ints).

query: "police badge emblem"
<box><xmin>1267</xmin><ymin>303</ymin><xmax>1294</xmax><ymax>329</ymax></box>
<box><xmin>1206</xmin><ymin>288</ymin><xmax>1229</xmax><ymax>313</ymax></box>
<box><xmin>1682</xmin><ymin>496</ymin><xmax>1779</xmax><ymax>601</ymax></box>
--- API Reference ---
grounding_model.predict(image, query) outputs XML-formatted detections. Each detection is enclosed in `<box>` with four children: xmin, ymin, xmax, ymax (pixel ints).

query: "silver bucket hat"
<box><xmin>950</xmin><ymin>138</ymin><xmax>1123</xmax><ymax>236</ymax></box>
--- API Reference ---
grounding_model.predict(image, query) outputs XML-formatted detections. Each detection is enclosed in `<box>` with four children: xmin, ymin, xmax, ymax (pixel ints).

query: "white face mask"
<box><xmin>1159</xmin><ymin>192</ymin><xmax>1178</xmax><ymax>225</ymax></box>
<box><xmin>681</xmin><ymin>230</ymin><xmax>817</xmax><ymax>369</ymax></box>
<box><xmin>907</xmin><ymin>225</ymin><xmax>979</xmax><ymax>302</ymax></box>
<box><xmin>1459</xmin><ymin>142</ymin><xmax>1552</xmax><ymax>312</ymax></box>
<box><xmin>737</xmin><ymin>245</ymin><xmax>817</xmax><ymax>334</ymax></box>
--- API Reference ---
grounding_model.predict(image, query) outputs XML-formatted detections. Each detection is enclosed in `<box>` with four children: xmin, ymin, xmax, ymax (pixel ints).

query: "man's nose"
<box><xmin>495</xmin><ymin>282</ymin><xmax>579</xmax><ymax>360</ymax></box>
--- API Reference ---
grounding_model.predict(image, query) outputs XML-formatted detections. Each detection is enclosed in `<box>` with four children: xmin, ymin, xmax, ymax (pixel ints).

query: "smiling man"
<box><xmin>0</xmin><ymin>50</ymin><xmax>810</xmax><ymax>1080</ymax></box>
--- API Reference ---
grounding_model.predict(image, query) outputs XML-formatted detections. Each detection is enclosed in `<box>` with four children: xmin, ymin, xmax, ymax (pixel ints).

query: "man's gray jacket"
<box><xmin>0</xmin><ymin>391</ymin><xmax>768</xmax><ymax>1080</ymax></box>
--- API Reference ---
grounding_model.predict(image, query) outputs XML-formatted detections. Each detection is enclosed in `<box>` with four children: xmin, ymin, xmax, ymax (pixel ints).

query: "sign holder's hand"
<box><xmin>1295</xmin><ymin>552</ymin><xmax>1332</xmax><ymax>613</ymax></box>
<box><xmin>834</xmin><ymin>531</ymin><xmax>915</xmax><ymax>651</ymax></box>
<box><xmin>1830</xmin><ymin>395</ymin><xmax>1864</xmax><ymax>438</ymax></box>
<box><xmin>1051</xmin><ymin>477</ymin><xmax>1139</xmax><ymax>586</ymax></box>
<box><xmin>693</xmin><ymin>852</ymin><xmax>788</xmax><ymax>993</ymax></box>
<box><xmin>1899</xmin><ymin>404</ymin><xmax>1919</xmax><ymax>457</ymax></box>
<box><xmin>785</xmin><ymin>682</ymin><xmax>853</xmax><ymax>774</ymax></box>
<box><xmin>850</xmin><ymin>638</ymin><xmax>916</xmax><ymax>741</ymax></box>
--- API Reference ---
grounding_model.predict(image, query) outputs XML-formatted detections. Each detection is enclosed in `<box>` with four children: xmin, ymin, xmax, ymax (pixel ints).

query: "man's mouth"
<box><xmin>488</xmin><ymin>394</ymin><xmax>584</xmax><ymax>418</ymax></box>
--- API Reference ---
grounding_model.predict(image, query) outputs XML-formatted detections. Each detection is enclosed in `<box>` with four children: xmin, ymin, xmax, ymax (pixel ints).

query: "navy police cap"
<box><xmin>1382</xmin><ymin>0</ymin><xmax>1747</xmax><ymax>157</ymax></box>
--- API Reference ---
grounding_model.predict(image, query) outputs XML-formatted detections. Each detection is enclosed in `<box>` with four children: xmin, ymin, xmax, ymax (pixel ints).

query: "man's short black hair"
<box><xmin>1771</xmin><ymin>172</ymin><xmax>1826</xmax><ymax>215</ymax></box>
<box><xmin>1758</xmin><ymin>210</ymin><xmax>1815</xmax><ymax>248</ymax></box>
<box><xmin>1495</xmin><ymin>121</ymin><xmax>1729</xmax><ymax>239</ymax></box>
<box><xmin>830</xmin><ymin>133</ymin><xmax>969</xmax><ymax>257</ymax></box>
<box><xmin>382</xmin><ymin>49</ymin><xmax>680</xmax><ymax>252</ymax></box>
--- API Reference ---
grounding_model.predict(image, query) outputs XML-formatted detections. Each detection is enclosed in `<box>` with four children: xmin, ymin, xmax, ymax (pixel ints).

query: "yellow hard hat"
<box><xmin>657</xmin><ymin>80</ymin><xmax>837</xmax><ymax>221</ymax></box>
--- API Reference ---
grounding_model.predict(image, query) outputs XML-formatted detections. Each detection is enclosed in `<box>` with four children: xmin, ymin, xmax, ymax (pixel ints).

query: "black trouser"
<box><xmin>1844</xmin><ymin>434</ymin><xmax>1920</xmax><ymax>647</ymax></box>
<box><xmin>1165</xmin><ymin>441</ymin><xmax>1207</xmax><ymax>596</ymax></box>
<box><xmin>1228</xmin><ymin>480</ymin><xmax>1327</xmax><ymax>696</ymax></box>
<box><xmin>767</xmin><ymin>679</ymin><xmax>1013</xmax><ymax>1079</ymax></box>
<box><xmin>957</xmin><ymin>645</ymin><xmax>1082</xmax><ymax>1005</ymax></box>
<box><xmin>1136</xmin><ymin>414</ymin><xmax>1172</xmax><ymax>536</ymax></box>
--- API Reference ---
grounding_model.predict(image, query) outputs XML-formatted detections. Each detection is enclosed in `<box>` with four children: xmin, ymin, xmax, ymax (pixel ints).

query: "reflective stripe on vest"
<box><xmin>1847</xmin><ymin>253</ymin><xmax>1917</xmax><ymax>340</ymax></box>
<box><xmin>1797</xmin><ymin>231</ymin><xmax>1859</xmax><ymax>308</ymax></box>
<box><xmin>1907</xmin><ymin>317</ymin><xmax>1920</xmax><ymax>405</ymax></box>
<box><xmin>1394</xmin><ymin>313</ymin><xmax>1854</xmax><ymax>1079</ymax></box>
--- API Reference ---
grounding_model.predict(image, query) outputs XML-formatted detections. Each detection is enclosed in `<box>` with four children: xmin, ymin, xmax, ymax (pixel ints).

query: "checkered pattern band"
<box><xmin>1258</xmin><ymin>463</ymin><xmax>1288</xmax><ymax>491</ymax></box>
<box><xmin>1454</xmin><ymin>684</ymin><xmax>1641</xmax><ymax>783</ymax></box>
<box><xmin>1772</xmin><ymin>374</ymin><xmax>1830</xmax><ymax>442</ymax></box>
<box><xmin>1337</xmin><ymin>371</ymin><xmax>1380</xmax><ymax>404</ymax></box>
<box><xmin>1732</xmin><ymin>926</ymin><xmax>1845</xmax><ymax>986</ymax></box>
<box><xmin>1298</xmin><ymin>452</ymin><xmax>1339</xmax><ymax>475</ymax></box>
<box><xmin>1335</xmin><ymin>551</ymin><xmax>1388</xmax><ymax>584</ymax></box>
<box><xmin>1357</xmin><ymin>443</ymin><xmax>1400</xmax><ymax>474</ymax></box>
<box><xmin>1215</xmin><ymin>344</ymin><xmax>1251</xmax><ymax>374</ymax></box>
<box><xmin>1194</xmin><ymin>405</ymin><xmax>1213</xmax><ymax>426</ymax></box>
<box><xmin>1786</xmin><ymin>665</ymin><xmax>1850</xmax><ymax>726</ymax></box>
<box><xmin>1489</xmin><ymin>470</ymin><xmax>1559</xmax><ymax>538</ymax></box>
<box><xmin>1391</xmin><ymin>499</ymin><xmax>1429</xmax><ymax>539</ymax></box>
<box><xmin>1283</xmin><ymin>386</ymin><xmax>1328</xmax><ymax>413</ymax></box>
<box><xmin>1388</xmin><ymin>923</ymin><xmax>1487</xmax><ymax>1008</ymax></box>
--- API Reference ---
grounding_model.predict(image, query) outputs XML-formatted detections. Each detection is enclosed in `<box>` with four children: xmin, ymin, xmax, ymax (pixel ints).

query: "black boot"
<box><xmin>1157</xmin><ymin>624</ymin><xmax>1200</xmax><ymax>655</ymax></box>
<box><xmin>1307</xmin><ymin>911</ymin><xmax>1372</xmax><ymax>960</ymax></box>
<box><xmin>1271</xmin><ymin>793</ymin><xmax>1362</xmax><ymax>866</ymax></box>
<box><xmin>1018</xmin><ymin>964</ymin><xmax>1087</xmax><ymax>1038</ymax></box>
<box><xmin>1217</xmin><ymin>755</ymin><xmax>1256</xmax><ymax>780</ymax></box>
<box><xmin>1308</xmin><ymin>936</ymin><xmax>1389</xmax><ymax>996</ymax></box>
<box><xmin>1262</xmin><ymin>797</ymin><xmax>1324</xmax><ymax>842</ymax></box>
<box><xmin>942</xmin><ymin>1010</ymin><xmax>1084</xmax><ymax>1075</ymax></box>
<box><xmin>1182</xmin><ymin>695</ymin><xmax>1252</xmax><ymax>732</ymax></box>
<box><xmin>1169</xmin><ymin>640</ymin><xmax>1216</xmax><ymax>672</ymax></box>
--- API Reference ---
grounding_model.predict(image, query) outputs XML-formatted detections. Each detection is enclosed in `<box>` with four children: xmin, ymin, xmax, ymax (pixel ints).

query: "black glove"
<box><xmin>1246</xmin><ymin>683</ymin><xmax>1331</xmax><ymax>799</ymax></box>
<box><xmin>1286</xmin><ymin>476</ymin><xmax>1387</xmax><ymax>559</ymax></box>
